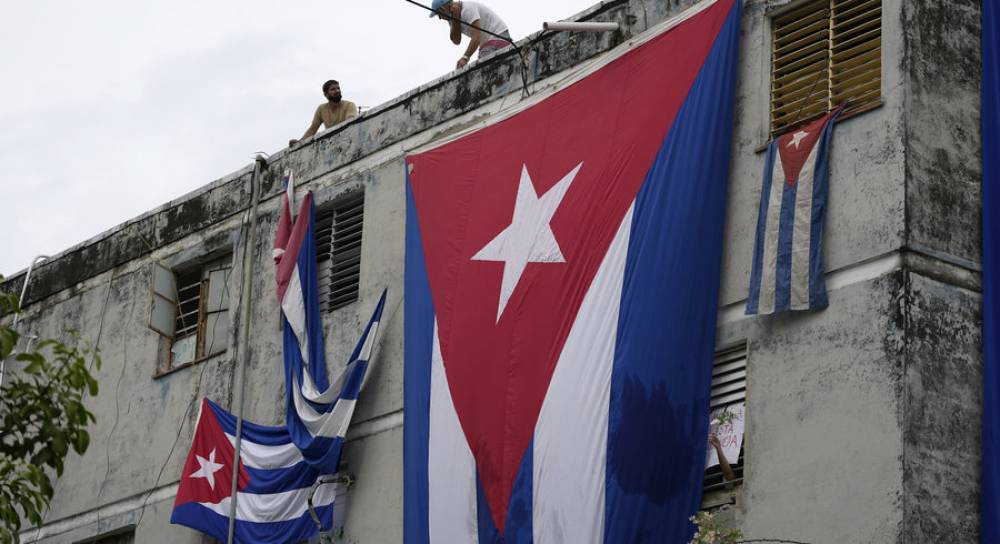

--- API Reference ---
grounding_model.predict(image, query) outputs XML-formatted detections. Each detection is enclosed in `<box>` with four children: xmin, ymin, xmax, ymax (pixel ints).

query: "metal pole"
<box><xmin>227</xmin><ymin>156</ymin><xmax>265</xmax><ymax>544</ymax></box>
<box><xmin>1</xmin><ymin>254</ymin><xmax>49</xmax><ymax>391</ymax></box>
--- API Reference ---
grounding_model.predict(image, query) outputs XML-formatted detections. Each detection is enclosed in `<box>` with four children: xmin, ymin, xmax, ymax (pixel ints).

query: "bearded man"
<box><xmin>289</xmin><ymin>80</ymin><xmax>359</xmax><ymax>147</ymax></box>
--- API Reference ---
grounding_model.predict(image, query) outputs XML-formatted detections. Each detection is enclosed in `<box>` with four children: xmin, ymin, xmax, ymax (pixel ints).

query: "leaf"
<box><xmin>72</xmin><ymin>431</ymin><xmax>90</xmax><ymax>455</ymax></box>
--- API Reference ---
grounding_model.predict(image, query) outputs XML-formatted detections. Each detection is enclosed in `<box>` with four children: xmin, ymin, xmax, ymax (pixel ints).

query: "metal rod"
<box><xmin>403</xmin><ymin>0</ymin><xmax>516</xmax><ymax>47</ymax></box>
<box><xmin>403</xmin><ymin>0</ymin><xmax>531</xmax><ymax>96</ymax></box>
<box><xmin>542</xmin><ymin>21</ymin><xmax>619</xmax><ymax>32</ymax></box>
<box><xmin>227</xmin><ymin>155</ymin><xmax>265</xmax><ymax>544</ymax></box>
<box><xmin>1</xmin><ymin>254</ymin><xmax>49</xmax><ymax>391</ymax></box>
<box><xmin>12</xmin><ymin>255</ymin><xmax>49</xmax><ymax>329</ymax></box>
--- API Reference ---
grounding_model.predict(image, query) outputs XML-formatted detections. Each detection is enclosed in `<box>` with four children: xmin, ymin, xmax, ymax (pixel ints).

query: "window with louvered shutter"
<box><xmin>703</xmin><ymin>343</ymin><xmax>747</xmax><ymax>494</ymax></box>
<box><xmin>316</xmin><ymin>191</ymin><xmax>364</xmax><ymax>312</ymax></box>
<box><xmin>770</xmin><ymin>0</ymin><xmax>881</xmax><ymax>136</ymax></box>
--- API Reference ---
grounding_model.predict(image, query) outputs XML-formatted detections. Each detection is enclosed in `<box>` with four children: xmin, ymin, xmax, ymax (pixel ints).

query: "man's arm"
<box><xmin>457</xmin><ymin>20</ymin><xmax>481</xmax><ymax>68</ymax></box>
<box><xmin>292</xmin><ymin>107</ymin><xmax>324</xmax><ymax>146</ymax></box>
<box><xmin>345</xmin><ymin>102</ymin><xmax>359</xmax><ymax>120</ymax></box>
<box><xmin>709</xmin><ymin>434</ymin><xmax>737</xmax><ymax>481</ymax></box>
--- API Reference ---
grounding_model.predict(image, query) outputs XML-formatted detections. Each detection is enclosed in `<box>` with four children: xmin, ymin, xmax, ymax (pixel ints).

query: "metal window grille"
<box><xmin>316</xmin><ymin>191</ymin><xmax>364</xmax><ymax>312</ymax></box>
<box><xmin>153</xmin><ymin>256</ymin><xmax>231</xmax><ymax>370</ymax></box>
<box><xmin>703</xmin><ymin>342</ymin><xmax>747</xmax><ymax>493</ymax></box>
<box><xmin>770</xmin><ymin>0</ymin><xmax>882</xmax><ymax>136</ymax></box>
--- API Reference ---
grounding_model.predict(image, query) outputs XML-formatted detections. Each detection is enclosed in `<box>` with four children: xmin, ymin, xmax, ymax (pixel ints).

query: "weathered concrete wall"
<box><xmin>3</xmin><ymin>0</ymin><xmax>986</xmax><ymax>543</ymax></box>
<box><xmin>903</xmin><ymin>0</ymin><xmax>982</xmax><ymax>266</ymax></box>
<box><xmin>902</xmin><ymin>270</ymin><xmax>983</xmax><ymax>543</ymax></box>
<box><xmin>715</xmin><ymin>273</ymin><xmax>907</xmax><ymax>544</ymax></box>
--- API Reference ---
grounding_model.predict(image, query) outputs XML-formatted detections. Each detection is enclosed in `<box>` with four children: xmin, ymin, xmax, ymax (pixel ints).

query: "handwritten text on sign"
<box><xmin>705</xmin><ymin>402</ymin><xmax>745</xmax><ymax>470</ymax></box>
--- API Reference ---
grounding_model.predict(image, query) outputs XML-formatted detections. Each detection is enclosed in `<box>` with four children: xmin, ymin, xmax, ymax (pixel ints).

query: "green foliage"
<box><xmin>0</xmin><ymin>287</ymin><xmax>100</xmax><ymax>544</ymax></box>
<box><xmin>689</xmin><ymin>511</ymin><xmax>743</xmax><ymax>544</ymax></box>
<box><xmin>712</xmin><ymin>407</ymin><xmax>736</xmax><ymax>427</ymax></box>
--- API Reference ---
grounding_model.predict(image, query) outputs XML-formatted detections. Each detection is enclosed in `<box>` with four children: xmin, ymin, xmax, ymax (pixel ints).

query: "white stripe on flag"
<box><xmin>428</xmin><ymin>321</ymin><xmax>479</xmax><ymax>542</ymax></box>
<box><xmin>532</xmin><ymin>205</ymin><xmax>633</xmax><ymax>544</ymax></box>
<box><xmin>291</xmin><ymin>381</ymin><xmax>357</xmax><ymax>439</ymax></box>
<box><xmin>758</xmin><ymin>154</ymin><xmax>786</xmax><ymax>314</ymax></box>
<box><xmin>790</xmin><ymin>145</ymin><xmax>820</xmax><ymax>309</ymax></box>
<box><xmin>224</xmin><ymin>434</ymin><xmax>304</xmax><ymax>470</ymax></box>
<box><xmin>198</xmin><ymin>479</ymin><xmax>337</xmax><ymax>523</ymax></box>
<box><xmin>283</xmin><ymin>265</ymin><xmax>348</xmax><ymax>405</ymax></box>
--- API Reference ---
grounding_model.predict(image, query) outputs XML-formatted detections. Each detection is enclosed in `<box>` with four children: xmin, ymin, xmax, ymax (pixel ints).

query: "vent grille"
<box><xmin>703</xmin><ymin>343</ymin><xmax>747</xmax><ymax>494</ymax></box>
<box><xmin>317</xmin><ymin>191</ymin><xmax>364</xmax><ymax>312</ymax></box>
<box><xmin>770</xmin><ymin>0</ymin><xmax>881</xmax><ymax>136</ymax></box>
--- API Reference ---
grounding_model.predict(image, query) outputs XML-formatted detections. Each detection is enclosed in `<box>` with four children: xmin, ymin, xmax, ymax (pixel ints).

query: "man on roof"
<box><xmin>431</xmin><ymin>0</ymin><xmax>512</xmax><ymax>69</ymax></box>
<box><xmin>289</xmin><ymin>79</ymin><xmax>359</xmax><ymax>147</ymax></box>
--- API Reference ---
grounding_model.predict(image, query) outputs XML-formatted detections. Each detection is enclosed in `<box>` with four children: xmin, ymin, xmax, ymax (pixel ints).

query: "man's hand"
<box><xmin>288</xmin><ymin>138</ymin><xmax>300</xmax><ymax>147</ymax></box>
<box><xmin>456</xmin><ymin>56</ymin><xmax>469</xmax><ymax>69</ymax></box>
<box><xmin>709</xmin><ymin>433</ymin><xmax>722</xmax><ymax>451</ymax></box>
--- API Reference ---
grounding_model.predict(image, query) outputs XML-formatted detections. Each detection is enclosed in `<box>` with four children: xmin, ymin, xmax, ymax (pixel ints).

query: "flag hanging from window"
<box><xmin>746</xmin><ymin>107</ymin><xmax>842</xmax><ymax>315</ymax></box>
<box><xmin>170</xmin><ymin>398</ymin><xmax>336</xmax><ymax>543</ymax></box>
<box><xmin>403</xmin><ymin>0</ymin><xmax>741</xmax><ymax>541</ymax></box>
<box><xmin>273</xmin><ymin>175</ymin><xmax>387</xmax><ymax>474</ymax></box>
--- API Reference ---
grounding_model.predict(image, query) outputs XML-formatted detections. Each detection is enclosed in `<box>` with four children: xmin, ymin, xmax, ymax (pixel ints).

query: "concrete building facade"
<box><xmin>1</xmin><ymin>0</ymin><xmax>983</xmax><ymax>542</ymax></box>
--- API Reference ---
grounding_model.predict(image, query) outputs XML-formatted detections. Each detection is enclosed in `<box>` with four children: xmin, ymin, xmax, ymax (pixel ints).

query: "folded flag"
<box><xmin>404</xmin><ymin>0</ymin><xmax>741</xmax><ymax>541</ymax></box>
<box><xmin>273</xmin><ymin>173</ymin><xmax>388</xmax><ymax>474</ymax></box>
<box><xmin>170</xmin><ymin>398</ymin><xmax>335</xmax><ymax>543</ymax></box>
<box><xmin>746</xmin><ymin>107</ymin><xmax>842</xmax><ymax>315</ymax></box>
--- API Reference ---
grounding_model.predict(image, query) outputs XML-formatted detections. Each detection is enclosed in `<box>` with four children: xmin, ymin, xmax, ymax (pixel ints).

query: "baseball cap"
<box><xmin>429</xmin><ymin>0</ymin><xmax>450</xmax><ymax>17</ymax></box>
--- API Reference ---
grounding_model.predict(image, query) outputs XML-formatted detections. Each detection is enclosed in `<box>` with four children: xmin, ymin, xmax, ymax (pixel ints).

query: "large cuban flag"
<box><xmin>170</xmin><ymin>398</ymin><xmax>335</xmax><ymax>543</ymax></box>
<box><xmin>274</xmin><ymin>173</ymin><xmax>388</xmax><ymax>474</ymax></box>
<box><xmin>981</xmin><ymin>1</ymin><xmax>1000</xmax><ymax>541</ymax></box>
<box><xmin>403</xmin><ymin>0</ymin><xmax>740</xmax><ymax>542</ymax></box>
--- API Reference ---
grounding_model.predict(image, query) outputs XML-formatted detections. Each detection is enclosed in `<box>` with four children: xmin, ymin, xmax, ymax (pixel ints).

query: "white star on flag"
<box><xmin>788</xmin><ymin>130</ymin><xmax>809</xmax><ymax>149</ymax></box>
<box><xmin>189</xmin><ymin>448</ymin><xmax>225</xmax><ymax>490</ymax></box>
<box><xmin>473</xmin><ymin>162</ymin><xmax>583</xmax><ymax>322</ymax></box>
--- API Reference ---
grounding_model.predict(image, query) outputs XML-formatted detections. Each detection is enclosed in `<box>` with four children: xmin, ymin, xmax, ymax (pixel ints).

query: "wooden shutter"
<box><xmin>770</xmin><ymin>0</ymin><xmax>881</xmax><ymax>136</ymax></box>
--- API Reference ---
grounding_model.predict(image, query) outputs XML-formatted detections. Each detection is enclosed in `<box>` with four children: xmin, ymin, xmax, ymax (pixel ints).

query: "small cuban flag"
<box><xmin>746</xmin><ymin>107</ymin><xmax>843</xmax><ymax>315</ymax></box>
<box><xmin>170</xmin><ymin>398</ymin><xmax>336</xmax><ymax>543</ymax></box>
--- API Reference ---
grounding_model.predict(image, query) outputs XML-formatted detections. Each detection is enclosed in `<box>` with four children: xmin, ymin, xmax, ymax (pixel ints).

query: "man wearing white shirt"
<box><xmin>431</xmin><ymin>0</ymin><xmax>512</xmax><ymax>69</ymax></box>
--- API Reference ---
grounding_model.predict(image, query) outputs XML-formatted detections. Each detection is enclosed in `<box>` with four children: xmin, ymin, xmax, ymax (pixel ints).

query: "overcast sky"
<box><xmin>0</xmin><ymin>0</ymin><xmax>595</xmax><ymax>277</ymax></box>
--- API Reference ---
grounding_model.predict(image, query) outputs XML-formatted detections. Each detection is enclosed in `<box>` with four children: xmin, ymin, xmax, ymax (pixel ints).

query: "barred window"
<box><xmin>149</xmin><ymin>255</ymin><xmax>231</xmax><ymax>374</ymax></box>
<box><xmin>316</xmin><ymin>191</ymin><xmax>364</xmax><ymax>312</ymax></box>
<box><xmin>770</xmin><ymin>0</ymin><xmax>881</xmax><ymax>136</ymax></box>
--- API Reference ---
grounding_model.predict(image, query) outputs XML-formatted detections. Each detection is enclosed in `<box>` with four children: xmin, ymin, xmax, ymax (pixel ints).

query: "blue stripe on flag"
<box><xmin>339</xmin><ymin>360</ymin><xmax>369</xmax><ymax>401</ymax></box>
<box><xmin>171</xmin><ymin>502</ymin><xmax>333</xmax><ymax>544</ymax></box>
<box><xmin>404</xmin><ymin>170</ymin><xmax>433</xmax><ymax>544</ymax></box>
<box><xmin>206</xmin><ymin>399</ymin><xmax>295</xmax><ymax>447</ymax></box>
<box><xmin>774</xmin><ymin>173</ymin><xmax>798</xmax><ymax>312</ymax></box>
<box><xmin>604</xmin><ymin>2</ymin><xmax>740</xmax><ymax>542</ymax></box>
<box><xmin>807</xmin><ymin>116</ymin><xmax>837</xmax><ymax>310</ymax></box>
<box><xmin>983</xmin><ymin>1</ymin><xmax>1000</xmax><ymax>541</ymax></box>
<box><xmin>242</xmin><ymin>464</ymin><xmax>321</xmax><ymax>495</ymax></box>
<box><xmin>475</xmin><ymin>439</ymin><xmax>534</xmax><ymax>544</ymax></box>
<box><xmin>746</xmin><ymin>142</ymin><xmax>777</xmax><ymax>315</ymax></box>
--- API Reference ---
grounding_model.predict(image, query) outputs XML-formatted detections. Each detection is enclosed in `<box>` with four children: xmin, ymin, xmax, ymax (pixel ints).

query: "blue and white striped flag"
<box><xmin>171</xmin><ymin>398</ymin><xmax>337</xmax><ymax>543</ymax></box>
<box><xmin>273</xmin><ymin>177</ymin><xmax>388</xmax><ymax>473</ymax></box>
<box><xmin>747</xmin><ymin>108</ymin><xmax>841</xmax><ymax>315</ymax></box>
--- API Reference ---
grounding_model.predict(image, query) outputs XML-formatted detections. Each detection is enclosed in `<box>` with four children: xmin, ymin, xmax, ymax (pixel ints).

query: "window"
<box><xmin>770</xmin><ymin>0</ymin><xmax>881</xmax><ymax>136</ymax></box>
<box><xmin>77</xmin><ymin>528</ymin><xmax>135</xmax><ymax>544</ymax></box>
<box><xmin>316</xmin><ymin>191</ymin><xmax>364</xmax><ymax>312</ymax></box>
<box><xmin>703</xmin><ymin>342</ymin><xmax>747</xmax><ymax>495</ymax></box>
<box><xmin>149</xmin><ymin>255</ymin><xmax>232</xmax><ymax>374</ymax></box>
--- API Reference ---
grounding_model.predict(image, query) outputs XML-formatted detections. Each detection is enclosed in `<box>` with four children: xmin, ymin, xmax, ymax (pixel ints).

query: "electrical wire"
<box><xmin>401</xmin><ymin>0</ymin><xmax>531</xmax><ymax>97</ymax></box>
<box><xmin>132</xmin><ymin>205</ymin><xmax>251</xmax><ymax>534</ymax></box>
